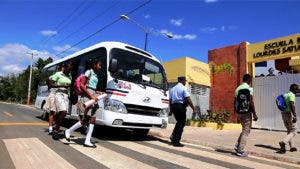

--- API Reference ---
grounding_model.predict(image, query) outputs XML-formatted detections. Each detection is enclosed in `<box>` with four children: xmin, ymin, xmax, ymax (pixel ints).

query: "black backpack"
<box><xmin>69</xmin><ymin>87</ymin><xmax>78</xmax><ymax>105</ymax></box>
<box><xmin>235</xmin><ymin>89</ymin><xmax>251</xmax><ymax>114</ymax></box>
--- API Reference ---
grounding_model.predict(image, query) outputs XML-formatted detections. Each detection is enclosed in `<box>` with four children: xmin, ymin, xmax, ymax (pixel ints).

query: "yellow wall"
<box><xmin>163</xmin><ymin>57</ymin><xmax>187</xmax><ymax>83</ymax></box>
<box><xmin>163</xmin><ymin>57</ymin><xmax>210</xmax><ymax>87</ymax></box>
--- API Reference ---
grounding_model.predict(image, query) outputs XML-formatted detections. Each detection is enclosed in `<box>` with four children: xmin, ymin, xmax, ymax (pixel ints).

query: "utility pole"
<box><xmin>26</xmin><ymin>52</ymin><xmax>38</xmax><ymax>105</ymax></box>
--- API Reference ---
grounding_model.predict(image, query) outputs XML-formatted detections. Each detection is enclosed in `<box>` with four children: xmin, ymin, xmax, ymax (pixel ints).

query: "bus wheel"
<box><xmin>132</xmin><ymin>129</ymin><xmax>149</xmax><ymax>137</ymax></box>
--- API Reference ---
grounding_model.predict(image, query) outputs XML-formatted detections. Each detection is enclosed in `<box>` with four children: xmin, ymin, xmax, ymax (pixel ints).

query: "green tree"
<box><xmin>0</xmin><ymin>57</ymin><xmax>53</xmax><ymax>104</ymax></box>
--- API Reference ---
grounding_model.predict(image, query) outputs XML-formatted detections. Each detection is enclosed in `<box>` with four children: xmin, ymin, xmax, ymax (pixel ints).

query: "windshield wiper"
<box><xmin>134</xmin><ymin>80</ymin><xmax>146</xmax><ymax>89</ymax></box>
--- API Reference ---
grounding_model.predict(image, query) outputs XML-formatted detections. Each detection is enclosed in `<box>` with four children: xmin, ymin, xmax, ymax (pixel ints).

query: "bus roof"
<box><xmin>44</xmin><ymin>41</ymin><xmax>160</xmax><ymax>69</ymax></box>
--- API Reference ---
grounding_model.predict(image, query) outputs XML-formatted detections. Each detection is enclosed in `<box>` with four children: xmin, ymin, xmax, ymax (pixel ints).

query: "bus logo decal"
<box><xmin>142</xmin><ymin>97</ymin><xmax>151</xmax><ymax>103</ymax></box>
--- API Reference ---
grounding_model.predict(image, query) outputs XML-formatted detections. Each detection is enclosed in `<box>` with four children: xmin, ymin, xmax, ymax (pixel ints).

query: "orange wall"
<box><xmin>208</xmin><ymin>42</ymin><xmax>247</xmax><ymax>122</ymax></box>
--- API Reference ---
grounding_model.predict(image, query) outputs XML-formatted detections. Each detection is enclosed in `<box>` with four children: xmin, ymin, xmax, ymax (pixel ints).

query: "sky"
<box><xmin>0</xmin><ymin>0</ymin><xmax>299</xmax><ymax>76</ymax></box>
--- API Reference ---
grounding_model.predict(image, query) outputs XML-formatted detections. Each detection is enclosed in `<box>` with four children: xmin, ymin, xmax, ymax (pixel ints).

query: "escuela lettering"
<box><xmin>253</xmin><ymin>37</ymin><xmax>300</xmax><ymax>59</ymax></box>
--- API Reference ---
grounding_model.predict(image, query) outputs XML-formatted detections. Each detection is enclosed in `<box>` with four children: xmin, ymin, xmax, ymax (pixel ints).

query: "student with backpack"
<box><xmin>279</xmin><ymin>84</ymin><xmax>299</xmax><ymax>153</ymax></box>
<box><xmin>64</xmin><ymin>58</ymin><xmax>104</xmax><ymax>148</ymax></box>
<box><xmin>234</xmin><ymin>74</ymin><xmax>258</xmax><ymax>157</ymax></box>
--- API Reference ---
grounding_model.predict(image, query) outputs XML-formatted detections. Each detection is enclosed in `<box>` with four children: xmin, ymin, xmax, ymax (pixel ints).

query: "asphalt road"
<box><xmin>0</xmin><ymin>102</ymin><xmax>299</xmax><ymax>169</ymax></box>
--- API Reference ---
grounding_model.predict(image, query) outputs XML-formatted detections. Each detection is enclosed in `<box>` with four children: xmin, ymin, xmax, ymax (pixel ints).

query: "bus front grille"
<box><xmin>125</xmin><ymin>104</ymin><xmax>161</xmax><ymax>116</ymax></box>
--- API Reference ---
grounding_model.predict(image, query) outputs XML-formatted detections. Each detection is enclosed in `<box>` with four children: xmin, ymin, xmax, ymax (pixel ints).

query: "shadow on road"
<box><xmin>254</xmin><ymin>144</ymin><xmax>281</xmax><ymax>151</ymax></box>
<box><xmin>36</xmin><ymin>114</ymin><xmax>160</xmax><ymax>142</ymax></box>
<box><xmin>215</xmin><ymin>149</ymin><xmax>236</xmax><ymax>156</ymax></box>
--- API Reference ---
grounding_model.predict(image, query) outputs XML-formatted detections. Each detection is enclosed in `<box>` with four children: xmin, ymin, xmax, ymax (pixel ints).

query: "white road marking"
<box><xmin>3</xmin><ymin>138</ymin><xmax>76</xmax><ymax>169</ymax></box>
<box><xmin>63</xmin><ymin>136</ymin><xmax>156</xmax><ymax>169</ymax></box>
<box><xmin>146</xmin><ymin>140</ymin><xmax>287</xmax><ymax>169</ymax></box>
<box><xmin>110</xmin><ymin>140</ymin><xmax>229</xmax><ymax>169</ymax></box>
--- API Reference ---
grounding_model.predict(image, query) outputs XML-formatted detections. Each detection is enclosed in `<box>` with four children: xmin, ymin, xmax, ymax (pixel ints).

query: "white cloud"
<box><xmin>40</xmin><ymin>30</ymin><xmax>57</xmax><ymax>36</ymax></box>
<box><xmin>2</xmin><ymin>64</ymin><xmax>23</xmax><ymax>73</ymax></box>
<box><xmin>160</xmin><ymin>29</ymin><xmax>197</xmax><ymax>40</ymax></box>
<box><xmin>144</xmin><ymin>14</ymin><xmax>150</xmax><ymax>19</ymax></box>
<box><xmin>183</xmin><ymin>34</ymin><xmax>197</xmax><ymax>40</ymax></box>
<box><xmin>170</xmin><ymin>19</ymin><xmax>183</xmax><ymax>26</ymax></box>
<box><xmin>0</xmin><ymin>43</ymin><xmax>55</xmax><ymax>75</ymax></box>
<box><xmin>200</xmin><ymin>25</ymin><xmax>238</xmax><ymax>34</ymax></box>
<box><xmin>204</xmin><ymin>0</ymin><xmax>218</xmax><ymax>3</ymax></box>
<box><xmin>200</xmin><ymin>27</ymin><xmax>218</xmax><ymax>34</ymax></box>
<box><xmin>53</xmin><ymin>45</ymin><xmax>80</xmax><ymax>53</ymax></box>
<box><xmin>221</xmin><ymin>26</ymin><xmax>225</xmax><ymax>32</ymax></box>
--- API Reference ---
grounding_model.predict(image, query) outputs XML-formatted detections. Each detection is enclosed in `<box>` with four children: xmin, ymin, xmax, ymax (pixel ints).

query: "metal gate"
<box><xmin>253</xmin><ymin>74</ymin><xmax>300</xmax><ymax>131</ymax></box>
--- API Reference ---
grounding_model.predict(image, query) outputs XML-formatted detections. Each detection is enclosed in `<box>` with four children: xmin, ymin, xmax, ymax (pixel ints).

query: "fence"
<box><xmin>253</xmin><ymin>74</ymin><xmax>300</xmax><ymax>131</ymax></box>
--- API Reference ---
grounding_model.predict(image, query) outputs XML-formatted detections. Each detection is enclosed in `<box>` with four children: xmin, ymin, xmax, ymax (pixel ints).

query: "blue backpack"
<box><xmin>276</xmin><ymin>94</ymin><xmax>286</xmax><ymax>111</ymax></box>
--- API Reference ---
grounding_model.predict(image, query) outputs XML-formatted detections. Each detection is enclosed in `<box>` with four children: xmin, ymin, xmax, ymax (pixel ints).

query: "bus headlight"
<box><xmin>159</xmin><ymin>107</ymin><xmax>169</xmax><ymax>117</ymax></box>
<box><xmin>104</xmin><ymin>98</ymin><xmax>127</xmax><ymax>114</ymax></box>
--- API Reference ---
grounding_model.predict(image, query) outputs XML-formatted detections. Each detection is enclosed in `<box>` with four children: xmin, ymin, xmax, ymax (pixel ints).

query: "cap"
<box><xmin>178</xmin><ymin>76</ymin><xmax>187</xmax><ymax>82</ymax></box>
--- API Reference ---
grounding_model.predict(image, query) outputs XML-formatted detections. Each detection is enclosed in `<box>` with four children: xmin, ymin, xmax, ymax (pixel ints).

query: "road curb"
<box><xmin>149</xmin><ymin>130</ymin><xmax>300</xmax><ymax>165</ymax></box>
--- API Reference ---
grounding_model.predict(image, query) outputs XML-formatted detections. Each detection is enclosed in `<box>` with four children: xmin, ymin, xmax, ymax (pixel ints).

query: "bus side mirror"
<box><xmin>109</xmin><ymin>59</ymin><xmax>118</xmax><ymax>73</ymax></box>
<box><xmin>163</xmin><ymin>81</ymin><xmax>169</xmax><ymax>91</ymax></box>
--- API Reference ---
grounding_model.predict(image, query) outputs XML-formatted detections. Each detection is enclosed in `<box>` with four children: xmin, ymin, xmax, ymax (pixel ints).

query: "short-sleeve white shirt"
<box><xmin>170</xmin><ymin>83</ymin><xmax>190</xmax><ymax>104</ymax></box>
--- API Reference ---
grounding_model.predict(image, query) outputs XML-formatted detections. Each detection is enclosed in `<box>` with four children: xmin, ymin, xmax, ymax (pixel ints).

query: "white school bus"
<box><xmin>35</xmin><ymin>41</ymin><xmax>169</xmax><ymax>136</ymax></box>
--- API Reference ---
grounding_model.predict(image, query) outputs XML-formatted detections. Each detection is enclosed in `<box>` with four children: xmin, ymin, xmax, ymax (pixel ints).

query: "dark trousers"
<box><xmin>170</xmin><ymin>103</ymin><xmax>186</xmax><ymax>143</ymax></box>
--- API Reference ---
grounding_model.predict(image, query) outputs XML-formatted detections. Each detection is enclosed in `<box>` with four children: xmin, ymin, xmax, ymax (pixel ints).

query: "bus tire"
<box><xmin>40</xmin><ymin>101</ymin><xmax>48</xmax><ymax>121</ymax></box>
<box><xmin>132</xmin><ymin>129</ymin><xmax>149</xmax><ymax>137</ymax></box>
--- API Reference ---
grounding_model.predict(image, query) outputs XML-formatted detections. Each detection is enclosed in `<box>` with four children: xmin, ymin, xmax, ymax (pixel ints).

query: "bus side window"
<box><xmin>40</xmin><ymin>65</ymin><xmax>57</xmax><ymax>86</ymax></box>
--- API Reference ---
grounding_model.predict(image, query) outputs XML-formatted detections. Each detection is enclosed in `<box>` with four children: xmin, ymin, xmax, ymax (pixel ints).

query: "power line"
<box><xmin>56</xmin><ymin>1</ymin><xmax>121</xmax><ymax>45</ymax></box>
<box><xmin>56</xmin><ymin>0</ymin><xmax>96</xmax><ymax>35</ymax></box>
<box><xmin>56</xmin><ymin>0</ymin><xmax>152</xmax><ymax>58</ymax></box>
<box><xmin>42</xmin><ymin>0</ymin><xmax>87</xmax><ymax>44</ymax></box>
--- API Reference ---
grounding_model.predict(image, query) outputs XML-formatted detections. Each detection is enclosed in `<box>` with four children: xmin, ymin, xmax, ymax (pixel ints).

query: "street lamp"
<box><xmin>120</xmin><ymin>14</ymin><xmax>173</xmax><ymax>51</ymax></box>
<box><xmin>26</xmin><ymin>52</ymin><xmax>37</xmax><ymax>105</ymax></box>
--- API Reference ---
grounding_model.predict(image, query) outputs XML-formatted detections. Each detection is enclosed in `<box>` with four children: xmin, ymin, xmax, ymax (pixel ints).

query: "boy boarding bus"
<box><xmin>35</xmin><ymin>41</ymin><xmax>169</xmax><ymax>136</ymax></box>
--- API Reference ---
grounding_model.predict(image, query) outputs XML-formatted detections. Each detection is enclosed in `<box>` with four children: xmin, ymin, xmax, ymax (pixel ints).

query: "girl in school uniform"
<box><xmin>65</xmin><ymin>58</ymin><xmax>104</xmax><ymax>148</ymax></box>
<box><xmin>44</xmin><ymin>65</ymin><xmax>64</xmax><ymax>134</ymax></box>
<box><xmin>48</xmin><ymin>62</ymin><xmax>72</xmax><ymax>140</ymax></box>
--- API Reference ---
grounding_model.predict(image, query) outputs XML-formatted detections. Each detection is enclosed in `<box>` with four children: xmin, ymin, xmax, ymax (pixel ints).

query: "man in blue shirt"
<box><xmin>169</xmin><ymin>76</ymin><xmax>196</xmax><ymax>147</ymax></box>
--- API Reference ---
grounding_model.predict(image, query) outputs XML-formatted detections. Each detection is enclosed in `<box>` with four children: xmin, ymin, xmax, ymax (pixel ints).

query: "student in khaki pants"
<box><xmin>279</xmin><ymin>84</ymin><xmax>299</xmax><ymax>153</ymax></box>
<box><xmin>234</xmin><ymin>74</ymin><xmax>258</xmax><ymax>157</ymax></box>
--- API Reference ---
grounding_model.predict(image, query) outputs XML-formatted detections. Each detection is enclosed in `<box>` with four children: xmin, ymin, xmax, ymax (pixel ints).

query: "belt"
<box><xmin>56</xmin><ymin>88</ymin><xmax>68</xmax><ymax>94</ymax></box>
<box><xmin>87</xmin><ymin>86</ymin><xmax>96</xmax><ymax>90</ymax></box>
<box><xmin>172</xmin><ymin>102</ymin><xmax>184</xmax><ymax>104</ymax></box>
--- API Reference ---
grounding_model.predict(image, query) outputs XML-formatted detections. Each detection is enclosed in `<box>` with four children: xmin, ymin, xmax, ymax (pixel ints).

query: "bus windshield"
<box><xmin>109</xmin><ymin>48</ymin><xmax>167</xmax><ymax>90</ymax></box>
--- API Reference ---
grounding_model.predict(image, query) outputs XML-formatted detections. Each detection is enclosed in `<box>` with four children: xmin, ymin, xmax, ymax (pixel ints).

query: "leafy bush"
<box><xmin>186</xmin><ymin>109</ymin><xmax>230</xmax><ymax>126</ymax></box>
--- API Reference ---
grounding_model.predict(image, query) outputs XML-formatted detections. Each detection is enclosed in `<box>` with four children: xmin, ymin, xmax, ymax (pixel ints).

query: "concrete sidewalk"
<box><xmin>149</xmin><ymin>124</ymin><xmax>300</xmax><ymax>165</ymax></box>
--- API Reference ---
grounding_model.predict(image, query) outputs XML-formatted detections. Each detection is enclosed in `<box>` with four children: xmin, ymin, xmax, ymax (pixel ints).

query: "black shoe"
<box><xmin>52</xmin><ymin>132</ymin><xmax>60</xmax><ymax>140</ymax></box>
<box><xmin>83</xmin><ymin>143</ymin><xmax>97</xmax><ymax>148</ymax></box>
<box><xmin>173</xmin><ymin>142</ymin><xmax>184</xmax><ymax>147</ymax></box>
<box><xmin>290</xmin><ymin>147</ymin><xmax>297</xmax><ymax>152</ymax></box>
<box><xmin>279</xmin><ymin>141</ymin><xmax>286</xmax><ymax>153</ymax></box>
<box><xmin>64</xmin><ymin>131</ymin><xmax>70</xmax><ymax>142</ymax></box>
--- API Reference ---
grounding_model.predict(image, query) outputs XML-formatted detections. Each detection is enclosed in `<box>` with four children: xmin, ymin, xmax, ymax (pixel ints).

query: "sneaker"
<box><xmin>64</xmin><ymin>130</ymin><xmax>70</xmax><ymax>142</ymax></box>
<box><xmin>290</xmin><ymin>147</ymin><xmax>297</xmax><ymax>152</ymax></box>
<box><xmin>48</xmin><ymin>131</ymin><xmax>53</xmax><ymax>135</ymax></box>
<box><xmin>234</xmin><ymin>145</ymin><xmax>239</xmax><ymax>152</ymax></box>
<box><xmin>52</xmin><ymin>132</ymin><xmax>60</xmax><ymax>140</ymax></box>
<box><xmin>84</xmin><ymin>142</ymin><xmax>97</xmax><ymax>148</ymax></box>
<box><xmin>279</xmin><ymin>141</ymin><xmax>286</xmax><ymax>153</ymax></box>
<box><xmin>236</xmin><ymin>151</ymin><xmax>248</xmax><ymax>157</ymax></box>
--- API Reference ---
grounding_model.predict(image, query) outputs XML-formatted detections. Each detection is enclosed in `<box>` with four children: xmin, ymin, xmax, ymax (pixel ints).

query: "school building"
<box><xmin>163</xmin><ymin>57</ymin><xmax>210</xmax><ymax>121</ymax></box>
<box><xmin>208</xmin><ymin>33</ymin><xmax>300</xmax><ymax>127</ymax></box>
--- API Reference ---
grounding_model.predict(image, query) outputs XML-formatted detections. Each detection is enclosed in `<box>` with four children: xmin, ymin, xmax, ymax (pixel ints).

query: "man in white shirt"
<box><xmin>169</xmin><ymin>76</ymin><xmax>196</xmax><ymax>147</ymax></box>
